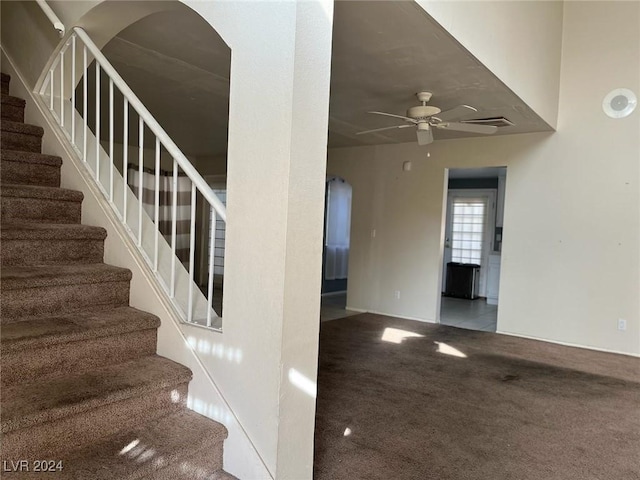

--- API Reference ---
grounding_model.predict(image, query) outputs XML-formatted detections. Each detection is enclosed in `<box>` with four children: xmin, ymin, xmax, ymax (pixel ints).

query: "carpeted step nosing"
<box><xmin>1</xmin><ymin>119</ymin><xmax>43</xmax><ymax>137</ymax></box>
<box><xmin>1</xmin><ymin>356</ymin><xmax>193</xmax><ymax>434</ymax></box>
<box><xmin>1</xmin><ymin>94</ymin><xmax>26</xmax><ymax>107</ymax></box>
<box><xmin>1</xmin><ymin>411</ymin><xmax>228</xmax><ymax>480</ymax></box>
<box><xmin>0</xmin><ymin>71</ymin><xmax>231</xmax><ymax>478</ymax></box>
<box><xmin>1</xmin><ymin>183</ymin><xmax>83</xmax><ymax>201</ymax></box>
<box><xmin>1</xmin><ymin>95</ymin><xmax>26</xmax><ymax>122</ymax></box>
<box><xmin>1</xmin><ymin>149</ymin><xmax>62</xmax><ymax>167</ymax></box>
<box><xmin>1</xmin><ymin>264</ymin><xmax>132</xmax><ymax>290</ymax></box>
<box><xmin>1</xmin><ymin>306</ymin><xmax>160</xmax><ymax>353</ymax></box>
<box><xmin>0</xmin><ymin>223</ymin><xmax>107</xmax><ymax>240</ymax></box>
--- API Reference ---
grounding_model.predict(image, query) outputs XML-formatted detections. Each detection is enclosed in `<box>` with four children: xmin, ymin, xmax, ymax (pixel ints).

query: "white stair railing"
<box><xmin>35</xmin><ymin>0</ymin><xmax>65</xmax><ymax>37</ymax></box>
<box><xmin>39</xmin><ymin>27</ymin><xmax>226</xmax><ymax>330</ymax></box>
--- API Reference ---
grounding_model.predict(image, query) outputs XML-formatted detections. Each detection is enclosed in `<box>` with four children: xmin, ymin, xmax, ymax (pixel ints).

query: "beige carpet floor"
<box><xmin>313</xmin><ymin>313</ymin><xmax>640</xmax><ymax>480</ymax></box>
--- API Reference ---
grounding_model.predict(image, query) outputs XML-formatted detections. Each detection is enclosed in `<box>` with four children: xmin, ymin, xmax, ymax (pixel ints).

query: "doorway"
<box><xmin>320</xmin><ymin>176</ymin><xmax>358</xmax><ymax>322</ymax></box>
<box><xmin>439</xmin><ymin>167</ymin><xmax>507</xmax><ymax>332</ymax></box>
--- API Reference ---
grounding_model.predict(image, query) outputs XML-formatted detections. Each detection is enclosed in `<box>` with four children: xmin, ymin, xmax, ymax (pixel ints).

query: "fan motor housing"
<box><xmin>407</xmin><ymin>105</ymin><xmax>441</xmax><ymax>120</ymax></box>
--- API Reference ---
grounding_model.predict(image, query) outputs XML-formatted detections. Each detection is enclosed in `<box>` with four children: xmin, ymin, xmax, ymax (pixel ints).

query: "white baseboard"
<box><xmin>496</xmin><ymin>330</ymin><xmax>640</xmax><ymax>358</ymax></box>
<box><xmin>348</xmin><ymin>307</ymin><xmax>437</xmax><ymax>324</ymax></box>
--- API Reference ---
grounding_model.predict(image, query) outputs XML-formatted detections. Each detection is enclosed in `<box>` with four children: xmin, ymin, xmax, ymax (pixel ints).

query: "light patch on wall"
<box><xmin>188</xmin><ymin>395</ymin><xmax>232</xmax><ymax>424</ymax></box>
<box><xmin>288</xmin><ymin>368</ymin><xmax>317</xmax><ymax>398</ymax></box>
<box><xmin>381</xmin><ymin>327</ymin><xmax>425</xmax><ymax>344</ymax></box>
<box><xmin>434</xmin><ymin>341</ymin><xmax>467</xmax><ymax>358</ymax></box>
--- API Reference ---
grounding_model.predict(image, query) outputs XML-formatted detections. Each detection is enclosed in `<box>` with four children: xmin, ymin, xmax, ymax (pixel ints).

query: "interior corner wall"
<box><xmin>328</xmin><ymin>0</ymin><xmax>639</xmax><ymax>356</ymax></box>
<box><xmin>415</xmin><ymin>0</ymin><xmax>564</xmax><ymax>129</ymax></box>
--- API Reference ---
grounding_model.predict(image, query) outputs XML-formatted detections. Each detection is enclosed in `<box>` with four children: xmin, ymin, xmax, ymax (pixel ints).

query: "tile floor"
<box><xmin>439</xmin><ymin>296</ymin><xmax>497</xmax><ymax>332</ymax></box>
<box><xmin>320</xmin><ymin>292</ymin><xmax>360</xmax><ymax>322</ymax></box>
<box><xmin>320</xmin><ymin>293</ymin><xmax>498</xmax><ymax>331</ymax></box>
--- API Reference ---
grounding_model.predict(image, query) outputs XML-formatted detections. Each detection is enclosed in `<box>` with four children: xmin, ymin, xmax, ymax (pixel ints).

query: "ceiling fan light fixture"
<box><xmin>357</xmin><ymin>92</ymin><xmax>495</xmax><ymax>145</ymax></box>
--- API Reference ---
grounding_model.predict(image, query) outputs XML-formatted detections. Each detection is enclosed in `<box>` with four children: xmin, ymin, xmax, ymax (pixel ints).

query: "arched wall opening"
<box><xmin>72</xmin><ymin>2</ymin><xmax>231</xmax><ymax>309</ymax></box>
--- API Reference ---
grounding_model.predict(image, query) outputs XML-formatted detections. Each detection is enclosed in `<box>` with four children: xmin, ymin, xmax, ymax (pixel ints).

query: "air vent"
<box><xmin>461</xmin><ymin>117</ymin><xmax>515</xmax><ymax>127</ymax></box>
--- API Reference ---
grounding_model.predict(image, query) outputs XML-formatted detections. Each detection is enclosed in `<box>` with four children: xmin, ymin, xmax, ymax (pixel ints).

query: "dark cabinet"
<box><xmin>445</xmin><ymin>263</ymin><xmax>480</xmax><ymax>300</ymax></box>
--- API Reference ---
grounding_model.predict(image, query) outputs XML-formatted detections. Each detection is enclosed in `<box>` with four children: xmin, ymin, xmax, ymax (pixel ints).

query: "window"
<box><xmin>450</xmin><ymin>198</ymin><xmax>486</xmax><ymax>265</ymax></box>
<box><xmin>208</xmin><ymin>187</ymin><xmax>227</xmax><ymax>276</ymax></box>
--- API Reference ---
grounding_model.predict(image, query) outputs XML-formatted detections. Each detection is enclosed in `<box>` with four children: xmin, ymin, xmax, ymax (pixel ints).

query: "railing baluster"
<box><xmin>154</xmin><ymin>138</ymin><xmax>160</xmax><ymax>272</ymax></box>
<box><xmin>49</xmin><ymin>68</ymin><xmax>54</xmax><ymax>111</ymax></box>
<box><xmin>60</xmin><ymin>48</ymin><xmax>64</xmax><ymax>127</ymax></box>
<box><xmin>171</xmin><ymin>159</ymin><xmax>178</xmax><ymax>298</ymax></box>
<box><xmin>83</xmin><ymin>46</ymin><xmax>87</xmax><ymax>162</ymax></box>
<box><xmin>71</xmin><ymin>35</ymin><xmax>76</xmax><ymax>145</ymax></box>
<box><xmin>138</xmin><ymin>117</ymin><xmax>144</xmax><ymax>246</ymax></box>
<box><xmin>95</xmin><ymin>62</ymin><xmax>100</xmax><ymax>182</ymax></box>
<box><xmin>109</xmin><ymin>78</ymin><xmax>114</xmax><ymax>201</ymax></box>
<box><xmin>188</xmin><ymin>182</ymin><xmax>196</xmax><ymax>323</ymax></box>
<box><xmin>41</xmin><ymin>27</ymin><xmax>228</xmax><ymax>330</ymax></box>
<box><xmin>123</xmin><ymin>98</ymin><xmax>129</xmax><ymax>223</ymax></box>
<box><xmin>207</xmin><ymin>207</ymin><xmax>216</xmax><ymax>326</ymax></box>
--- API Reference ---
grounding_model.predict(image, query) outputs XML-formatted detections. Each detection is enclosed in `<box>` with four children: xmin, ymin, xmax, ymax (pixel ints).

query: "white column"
<box><xmin>275</xmin><ymin>1</ymin><xmax>333</xmax><ymax>478</ymax></box>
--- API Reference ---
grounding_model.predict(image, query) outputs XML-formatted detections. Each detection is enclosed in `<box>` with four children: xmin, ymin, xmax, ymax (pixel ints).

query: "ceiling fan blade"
<box><xmin>416</xmin><ymin>128</ymin><xmax>434</xmax><ymax>145</ymax></box>
<box><xmin>356</xmin><ymin>124</ymin><xmax>413</xmax><ymax>135</ymax></box>
<box><xmin>436</xmin><ymin>122</ymin><xmax>498</xmax><ymax>134</ymax></box>
<box><xmin>368</xmin><ymin>111</ymin><xmax>418</xmax><ymax>123</ymax></box>
<box><xmin>432</xmin><ymin>105</ymin><xmax>477</xmax><ymax>122</ymax></box>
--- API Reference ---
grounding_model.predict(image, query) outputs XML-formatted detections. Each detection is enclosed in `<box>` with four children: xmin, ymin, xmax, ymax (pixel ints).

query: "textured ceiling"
<box><xmin>102</xmin><ymin>1</ymin><xmax>552</xmax><ymax>157</ymax></box>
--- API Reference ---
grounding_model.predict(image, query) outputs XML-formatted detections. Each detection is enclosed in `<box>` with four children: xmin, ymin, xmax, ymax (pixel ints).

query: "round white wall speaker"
<box><xmin>602</xmin><ymin>88</ymin><xmax>637</xmax><ymax>118</ymax></box>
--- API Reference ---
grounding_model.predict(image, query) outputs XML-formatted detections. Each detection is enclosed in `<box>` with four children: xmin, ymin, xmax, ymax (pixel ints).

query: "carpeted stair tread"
<box><xmin>0</xmin><ymin>222</ymin><xmax>107</xmax><ymax>240</ymax></box>
<box><xmin>0</xmin><ymin>119</ymin><xmax>43</xmax><ymax>136</ymax></box>
<box><xmin>1</xmin><ymin>149</ymin><xmax>62</xmax><ymax>166</ymax></box>
<box><xmin>1</xmin><ymin>183</ymin><xmax>83</xmax><ymax>201</ymax></box>
<box><xmin>1</xmin><ymin>263</ymin><xmax>131</xmax><ymax>290</ymax></box>
<box><xmin>0</xmin><ymin>223</ymin><xmax>106</xmax><ymax>266</ymax></box>
<box><xmin>1</xmin><ymin>306</ymin><xmax>160</xmax><ymax>353</ymax></box>
<box><xmin>1</xmin><ymin>356</ymin><xmax>192</xmax><ymax>434</ymax></box>
<box><xmin>1</xmin><ymin>150</ymin><xmax>62</xmax><ymax>187</ymax></box>
<box><xmin>1</xmin><ymin>95</ymin><xmax>26</xmax><ymax>122</ymax></box>
<box><xmin>1</xmin><ymin>410</ymin><xmax>227</xmax><ymax>480</ymax></box>
<box><xmin>1</xmin><ymin>94</ymin><xmax>25</xmax><ymax>107</ymax></box>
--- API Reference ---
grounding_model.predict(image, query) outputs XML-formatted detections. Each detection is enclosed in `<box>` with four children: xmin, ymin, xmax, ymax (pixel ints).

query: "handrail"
<box><xmin>36</xmin><ymin>0</ymin><xmax>65</xmax><ymax>37</ymax></box>
<box><xmin>72</xmin><ymin>27</ymin><xmax>227</xmax><ymax>222</ymax></box>
<box><xmin>39</xmin><ymin>26</ymin><xmax>228</xmax><ymax>328</ymax></box>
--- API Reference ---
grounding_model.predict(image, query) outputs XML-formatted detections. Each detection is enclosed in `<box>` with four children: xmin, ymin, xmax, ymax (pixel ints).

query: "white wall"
<box><xmin>416</xmin><ymin>0</ymin><xmax>564</xmax><ymax>128</ymax></box>
<box><xmin>328</xmin><ymin>1</ymin><xmax>639</xmax><ymax>356</ymax></box>
<box><xmin>2</xmin><ymin>0</ymin><xmax>333</xmax><ymax>478</ymax></box>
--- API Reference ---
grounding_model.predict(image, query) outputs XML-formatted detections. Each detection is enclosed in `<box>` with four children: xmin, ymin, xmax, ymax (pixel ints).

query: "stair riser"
<box><xmin>1</xmin><ymin>131</ymin><xmax>42</xmax><ymax>153</ymax></box>
<box><xmin>1</xmin><ymin>196</ymin><xmax>81</xmax><ymax>224</ymax></box>
<box><xmin>1</xmin><ymin>238</ymin><xmax>105</xmax><ymax>266</ymax></box>
<box><xmin>1</xmin><ymin>281</ymin><xmax>130</xmax><ymax>323</ymax></box>
<box><xmin>2</xmin><ymin>383</ymin><xmax>189</xmax><ymax>460</ymax></box>
<box><xmin>152</xmin><ymin>442</ymin><xmax>225</xmax><ymax>479</ymax></box>
<box><xmin>1</xmin><ymin>160</ymin><xmax>61</xmax><ymax>187</ymax></box>
<box><xmin>1</xmin><ymin>103</ymin><xmax>25</xmax><ymax>123</ymax></box>
<box><xmin>2</xmin><ymin>329</ymin><xmax>158</xmax><ymax>387</ymax></box>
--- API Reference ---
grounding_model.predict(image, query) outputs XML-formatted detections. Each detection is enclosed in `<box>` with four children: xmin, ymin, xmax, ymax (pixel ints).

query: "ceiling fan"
<box><xmin>357</xmin><ymin>92</ymin><xmax>498</xmax><ymax>146</ymax></box>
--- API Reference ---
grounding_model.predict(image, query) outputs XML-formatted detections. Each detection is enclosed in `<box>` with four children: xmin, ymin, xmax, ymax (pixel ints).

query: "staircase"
<box><xmin>0</xmin><ymin>72</ymin><xmax>235</xmax><ymax>479</ymax></box>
